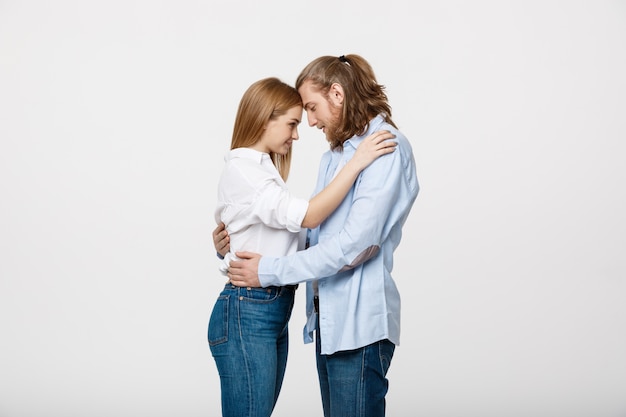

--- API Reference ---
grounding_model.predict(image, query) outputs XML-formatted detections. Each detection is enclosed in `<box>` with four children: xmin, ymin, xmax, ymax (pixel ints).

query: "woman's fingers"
<box><xmin>371</xmin><ymin>130</ymin><xmax>395</xmax><ymax>143</ymax></box>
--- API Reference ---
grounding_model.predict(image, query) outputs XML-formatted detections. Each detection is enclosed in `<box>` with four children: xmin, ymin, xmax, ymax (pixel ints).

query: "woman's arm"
<box><xmin>301</xmin><ymin>130</ymin><xmax>396</xmax><ymax>228</ymax></box>
<box><xmin>211</xmin><ymin>131</ymin><xmax>396</xmax><ymax>254</ymax></box>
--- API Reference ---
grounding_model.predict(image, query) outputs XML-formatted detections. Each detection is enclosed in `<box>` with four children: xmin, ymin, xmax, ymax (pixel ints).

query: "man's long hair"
<box><xmin>295</xmin><ymin>54</ymin><xmax>396</xmax><ymax>150</ymax></box>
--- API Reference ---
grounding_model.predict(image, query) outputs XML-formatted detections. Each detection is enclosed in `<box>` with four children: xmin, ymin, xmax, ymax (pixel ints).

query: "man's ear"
<box><xmin>329</xmin><ymin>83</ymin><xmax>344</xmax><ymax>106</ymax></box>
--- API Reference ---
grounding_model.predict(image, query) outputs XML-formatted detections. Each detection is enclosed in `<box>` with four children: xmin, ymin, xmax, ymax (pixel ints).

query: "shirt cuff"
<box><xmin>258</xmin><ymin>256</ymin><xmax>277</xmax><ymax>287</ymax></box>
<box><xmin>286</xmin><ymin>199</ymin><xmax>309</xmax><ymax>233</ymax></box>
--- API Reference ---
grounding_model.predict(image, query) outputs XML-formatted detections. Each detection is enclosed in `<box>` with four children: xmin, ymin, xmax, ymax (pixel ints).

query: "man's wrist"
<box><xmin>257</xmin><ymin>256</ymin><xmax>271</xmax><ymax>287</ymax></box>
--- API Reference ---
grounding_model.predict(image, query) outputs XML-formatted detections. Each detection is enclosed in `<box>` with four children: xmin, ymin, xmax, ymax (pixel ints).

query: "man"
<box><xmin>215</xmin><ymin>54</ymin><xmax>419</xmax><ymax>417</ymax></box>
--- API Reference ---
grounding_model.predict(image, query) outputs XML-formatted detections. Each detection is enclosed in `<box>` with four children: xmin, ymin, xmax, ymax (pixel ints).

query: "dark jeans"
<box><xmin>316</xmin><ymin>322</ymin><xmax>395</xmax><ymax>417</ymax></box>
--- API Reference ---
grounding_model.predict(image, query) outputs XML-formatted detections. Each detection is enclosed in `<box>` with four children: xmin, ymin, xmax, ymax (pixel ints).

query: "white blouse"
<box><xmin>214</xmin><ymin>148</ymin><xmax>309</xmax><ymax>275</ymax></box>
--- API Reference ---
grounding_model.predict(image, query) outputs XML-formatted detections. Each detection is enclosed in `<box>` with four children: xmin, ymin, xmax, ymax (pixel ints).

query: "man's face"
<box><xmin>298</xmin><ymin>80</ymin><xmax>342</xmax><ymax>143</ymax></box>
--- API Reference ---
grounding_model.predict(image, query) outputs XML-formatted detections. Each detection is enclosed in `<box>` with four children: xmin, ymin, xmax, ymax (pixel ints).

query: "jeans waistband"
<box><xmin>225</xmin><ymin>282</ymin><xmax>298</xmax><ymax>291</ymax></box>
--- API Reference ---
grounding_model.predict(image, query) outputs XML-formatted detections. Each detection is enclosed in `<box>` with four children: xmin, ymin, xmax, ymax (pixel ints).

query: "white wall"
<box><xmin>1</xmin><ymin>1</ymin><xmax>625</xmax><ymax>416</ymax></box>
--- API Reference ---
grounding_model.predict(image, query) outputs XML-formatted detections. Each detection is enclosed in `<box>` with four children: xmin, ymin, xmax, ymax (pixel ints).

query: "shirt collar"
<box><xmin>344</xmin><ymin>114</ymin><xmax>386</xmax><ymax>151</ymax></box>
<box><xmin>225</xmin><ymin>147</ymin><xmax>270</xmax><ymax>164</ymax></box>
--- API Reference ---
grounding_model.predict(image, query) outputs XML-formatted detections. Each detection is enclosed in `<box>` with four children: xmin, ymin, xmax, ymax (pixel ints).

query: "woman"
<box><xmin>208</xmin><ymin>77</ymin><xmax>395</xmax><ymax>417</ymax></box>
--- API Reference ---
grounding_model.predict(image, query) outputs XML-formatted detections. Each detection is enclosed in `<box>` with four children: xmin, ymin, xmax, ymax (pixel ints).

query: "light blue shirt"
<box><xmin>258</xmin><ymin>115</ymin><xmax>419</xmax><ymax>354</ymax></box>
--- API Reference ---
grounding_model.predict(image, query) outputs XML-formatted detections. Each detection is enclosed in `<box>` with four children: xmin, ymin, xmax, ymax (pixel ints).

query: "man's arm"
<box><xmin>228</xmin><ymin>229</ymin><xmax>308</xmax><ymax>288</ymax></box>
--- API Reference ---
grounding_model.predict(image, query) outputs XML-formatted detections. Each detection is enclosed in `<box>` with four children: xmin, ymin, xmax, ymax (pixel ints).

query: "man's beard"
<box><xmin>325</xmin><ymin>105</ymin><xmax>344</xmax><ymax>151</ymax></box>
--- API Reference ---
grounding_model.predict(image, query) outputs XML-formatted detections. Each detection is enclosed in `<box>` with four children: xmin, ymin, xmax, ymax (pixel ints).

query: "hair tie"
<box><xmin>338</xmin><ymin>55</ymin><xmax>348</xmax><ymax>63</ymax></box>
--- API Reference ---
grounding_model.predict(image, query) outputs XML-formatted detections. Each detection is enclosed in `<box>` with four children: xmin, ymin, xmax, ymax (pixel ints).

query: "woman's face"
<box><xmin>254</xmin><ymin>105</ymin><xmax>302</xmax><ymax>155</ymax></box>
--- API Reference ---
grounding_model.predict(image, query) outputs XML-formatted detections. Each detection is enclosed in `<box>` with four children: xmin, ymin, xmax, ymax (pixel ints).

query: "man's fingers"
<box><xmin>214</xmin><ymin>231</ymin><xmax>229</xmax><ymax>250</ymax></box>
<box><xmin>234</xmin><ymin>251</ymin><xmax>256</xmax><ymax>260</ymax></box>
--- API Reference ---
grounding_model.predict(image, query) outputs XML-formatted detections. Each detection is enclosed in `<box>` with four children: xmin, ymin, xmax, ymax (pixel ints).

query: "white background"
<box><xmin>1</xmin><ymin>1</ymin><xmax>625</xmax><ymax>416</ymax></box>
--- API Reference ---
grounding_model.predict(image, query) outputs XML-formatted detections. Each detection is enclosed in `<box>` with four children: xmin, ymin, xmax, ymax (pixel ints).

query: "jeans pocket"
<box><xmin>208</xmin><ymin>295</ymin><xmax>229</xmax><ymax>346</ymax></box>
<box><xmin>378</xmin><ymin>339</ymin><xmax>395</xmax><ymax>375</ymax></box>
<box><xmin>239</xmin><ymin>287</ymin><xmax>280</xmax><ymax>302</ymax></box>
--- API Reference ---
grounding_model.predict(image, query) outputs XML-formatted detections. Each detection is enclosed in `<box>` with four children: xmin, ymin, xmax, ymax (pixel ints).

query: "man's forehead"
<box><xmin>300</xmin><ymin>85</ymin><xmax>322</xmax><ymax>109</ymax></box>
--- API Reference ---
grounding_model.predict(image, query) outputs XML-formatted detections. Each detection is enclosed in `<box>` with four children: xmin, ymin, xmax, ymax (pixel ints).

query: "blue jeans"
<box><xmin>316</xmin><ymin>325</ymin><xmax>395</xmax><ymax>417</ymax></box>
<box><xmin>208</xmin><ymin>283</ymin><xmax>296</xmax><ymax>417</ymax></box>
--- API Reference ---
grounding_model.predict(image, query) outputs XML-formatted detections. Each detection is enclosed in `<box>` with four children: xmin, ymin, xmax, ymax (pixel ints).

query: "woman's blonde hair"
<box><xmin>231</xmin><ymin>77</ymin><xmax>302</xmax><ymax>181</ymax></box>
